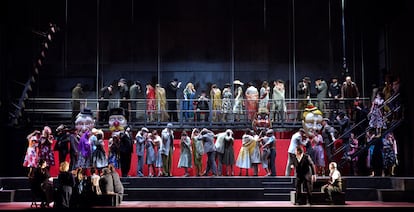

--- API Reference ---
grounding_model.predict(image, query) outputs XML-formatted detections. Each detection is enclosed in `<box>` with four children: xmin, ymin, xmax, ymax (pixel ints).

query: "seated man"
<box><xmin>321</xmin><ymin>161</ymin><xmax>342</xmax><ymax>203</ymax></box>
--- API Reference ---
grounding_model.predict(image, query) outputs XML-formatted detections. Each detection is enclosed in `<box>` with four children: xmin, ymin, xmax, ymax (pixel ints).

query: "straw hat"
<box><xmin>233</xmin><ymin>80</ymin><xmax>244</xmax><ymax>86</ymax></box>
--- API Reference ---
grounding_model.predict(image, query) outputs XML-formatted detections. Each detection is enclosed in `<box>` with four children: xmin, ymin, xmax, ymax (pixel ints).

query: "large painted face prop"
<box><xmin>302</xmin><ymin>103</ymin><xmax>323</xmax><ymax>133</ymax></box>
<box><xmin>75</xmin><ymin>108</ymin><xmax>95</xmax><ymax>136</ymax></box>
<box><xmin>108</xmin><ymin>108</ymin><xmax>127</xmax><ymax>134</ymax></box>
<box><xmin>253</xmin><ymin>109</ymin><xmax>271</xmax><ymax>132</ymax></box>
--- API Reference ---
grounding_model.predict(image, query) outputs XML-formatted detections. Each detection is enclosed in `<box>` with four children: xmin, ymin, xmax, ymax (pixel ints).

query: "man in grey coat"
<box><xmin>161</xmin><ymin>123</ymin><xmax>174</xmax><ymax>176</ymax></box>
<box><xmin>135</xmin><ymin>127</ymin><xmax>148</xmax><ymax>177</ymax></box>
<box><xmin>200</xmin><ymin>128</ymin><xmax>217</xmax><ymax>176</ymax></box>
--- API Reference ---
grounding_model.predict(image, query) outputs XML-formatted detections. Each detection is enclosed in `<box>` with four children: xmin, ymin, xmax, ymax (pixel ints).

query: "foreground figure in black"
<box><xmin>292</xmin><ymin>145</ymin><xmax>317</xmax><ymax>205</ymax></box>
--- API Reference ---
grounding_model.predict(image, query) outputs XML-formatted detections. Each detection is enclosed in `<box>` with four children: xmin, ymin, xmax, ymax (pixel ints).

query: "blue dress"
<box><xmin>182</xmin><ymin>89</ymin><xmax>196</xmax><ymax>121</ymax></box>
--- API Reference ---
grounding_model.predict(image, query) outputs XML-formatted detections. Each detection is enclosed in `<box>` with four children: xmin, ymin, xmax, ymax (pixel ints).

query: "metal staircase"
<box><xmin>328</xmin><ymin>92</ymin><xmax>403</xmax><ymax>169</ymax></box>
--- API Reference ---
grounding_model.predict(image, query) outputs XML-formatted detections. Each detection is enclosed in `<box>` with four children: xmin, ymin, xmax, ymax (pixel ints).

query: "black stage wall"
<box><xmin>0</xmin><ymin>0</ymin><xmax>413</xmax><ymax>177</ymax></box>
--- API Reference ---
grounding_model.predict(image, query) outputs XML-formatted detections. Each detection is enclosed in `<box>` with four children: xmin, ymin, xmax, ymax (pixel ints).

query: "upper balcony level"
<box><xmin>15</xmin><ymin>97</ymin><xmax>376</xmax><ymax>131</ymax></box>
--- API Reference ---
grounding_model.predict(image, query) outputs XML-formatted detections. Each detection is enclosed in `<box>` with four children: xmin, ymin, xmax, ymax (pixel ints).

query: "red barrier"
<box><xmin>49</xmin><ymin>138</ymin><xmax>291</xmax><ymax>177</ymax></box>
<box><xmin>48</xmin><ymin>137</ymin><xmax>344</xmax><ymax>177</ymax></box>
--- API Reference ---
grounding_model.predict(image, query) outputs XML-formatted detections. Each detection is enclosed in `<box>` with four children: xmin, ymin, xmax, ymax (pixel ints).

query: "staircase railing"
<box><xmin>334</xmin><ymin>92</ymin><xmax>403</xmax><ymax>168</ymax></box>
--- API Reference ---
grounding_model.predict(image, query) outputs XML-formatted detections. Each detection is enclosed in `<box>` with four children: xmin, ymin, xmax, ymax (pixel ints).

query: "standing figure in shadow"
<box><xmin>292</xmin><ymin>146</ymin><xmax>317</xmax><ymax>205</ymax></box>
<box><xmin>166</xmin><ymin>78</ymin><xmax>182</xmax><ymax>122</ymax></box>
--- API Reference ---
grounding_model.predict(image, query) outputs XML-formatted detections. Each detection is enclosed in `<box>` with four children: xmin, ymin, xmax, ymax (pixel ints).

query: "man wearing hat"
<box><xmin>99</xmin><ymin>83</ymin><xmax>113</xmax><ymax>123</ymax></box>
<box><xmin>54</xmin><ymin>124</ymin><xmax>70</xmax><ymax>165</ymax></box>
<box><xmin>71</xmin><ymin>83</ymin><xmax>83</xmax><ymax>123</ymax></box>
<box><xmin>119</xmin><ymin>125</ymin><xmax>133</xmax><ymax>177</ymax></box>
<box><xmin>285</xmin><ymin>128</ymin><xmax>309</xmax><ymax>176</ymax></box>
<box><xmin>118</xmin><ymin>78</ymin><xmax>130</xmax><ymax>121</ymax></box>
<box><xmin>166</xmin><ymin>78</ymin><xmax>182</xmax><ymax>122</ymax></box>
<box><xmin>321</xmin><ymin>117</ymin><xmax>337</xmax><ymax>165</ymax></box>
<box><xmin>297</xmin><ymin>76</ymin><xmax>311</xmax><ymax>121</ymax></box>
<box><xmin>328</xmin><ymin>76</ymin><xmax>341</xmax><ymax>119</ymax></box>
<box><xmin>135</xmin><ymin>127</ymin><xmax>149</xmax><ymax>177</ymax></box>
<box><xmin>129</xmin><ymin>81</ymin><xmax>144</xmax><ymax>122</ymax></box>
<box><xmin>315</xmin><ymin>77</ymin><xmax>328</xmax><ymax>115</ymax></box>
<box><xmin>108</xmin><ymin>108</ymin><xmax>128</xmax><ymax>135</ymax></box>
<box><xmin>74</xmin><ymin>107</ymin><xmax>95</xmax><ymax>137</ymax></box>
<box><xmin>62</xmin><ymin>125</ymin><xmax>79</xmax><ymax>171</ymax></box>
<box><xmin>161</xmin><ymin>123</ymin><xmax>174</xmax><ymax>176</ymax></box>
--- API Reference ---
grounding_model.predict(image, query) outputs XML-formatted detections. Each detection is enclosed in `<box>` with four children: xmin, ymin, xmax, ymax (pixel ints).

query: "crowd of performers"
<box><xmin>23</xmin><ymin>79</ymin><xmax>400</xmax><ymax>207</ymax></box>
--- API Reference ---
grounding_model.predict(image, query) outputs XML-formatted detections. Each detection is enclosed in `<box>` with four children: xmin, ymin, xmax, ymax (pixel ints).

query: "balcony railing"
<box><xmin>21</xmin><ymin>97</ymin><xmax>373</xmax><ymax>130</ymax></box>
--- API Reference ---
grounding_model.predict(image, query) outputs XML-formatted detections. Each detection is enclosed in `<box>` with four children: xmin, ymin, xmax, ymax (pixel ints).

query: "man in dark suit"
<box><xmin>165</xmin><ymin>78</ymin><xmax>181</xmax><ymax>122</ymax></box>
<box><xmin>71</xmin><ymin>83</ymin><xmax>83</xmax><ymax>123</ymax></box>
<box><xmin>292</xmin><ymin>145</ymin><xmax>317</xmax><ymax>205</ymax></box>
<box><xmin>99</xmin><ymin>84</ymin><xmax>113</xmax><ymax>123</ymax></box>
<box><xmin>119</xmin><ymin>125</ymin><xmax>133</xmax><ymax>177</ymax></box>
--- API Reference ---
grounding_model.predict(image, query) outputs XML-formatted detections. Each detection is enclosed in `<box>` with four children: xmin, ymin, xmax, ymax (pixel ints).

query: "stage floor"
<box><xmin>1</xmin><ymin>201</ymin><xmax>414</xmax><ymax>210</ymax></box>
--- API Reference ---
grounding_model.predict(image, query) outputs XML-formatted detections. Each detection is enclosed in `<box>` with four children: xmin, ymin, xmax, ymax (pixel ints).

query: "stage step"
<box><xmin>378</xmin><ymin>177</ymin><xmax>414</xmax><ymax>202</ymax></box>
<box><xmin>0</xmin><ymin>176</ymin><xmax>409</xmax><ymax>202</ymax></box>
<box><xmin>122</xmin><ymin>176</ymin><xmax>295</xmax><ymax>201</ymax></box>
<box><xmin>0</xmin><ymin>190</ymin><xmax>15</xmax><ymax>202</ymax></box>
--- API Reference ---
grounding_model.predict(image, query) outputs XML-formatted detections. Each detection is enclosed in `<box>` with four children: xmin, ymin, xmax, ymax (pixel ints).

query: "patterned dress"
<box><xmin>369</xmin><ymin>96</ymin><xmax>386</xmax><ymax>130</ymax></box>
<box><xmin>221</xmin><ymin>88</ymin><xmax>233</xmax><ymax>115</ymax></box>
<box><xmin>38</xmin><ymin>136</ymin><xmax>55</xmax><ymax>167</ymax></box>
<box><xmin>23</xmin><ymin>136</ymin><xmax>38</xmax><ymax>168</ymax></box>
<box><xmin>382</xmin><ymin>135</ymin><xmax>397</xmax><ymax>169</ymax></box>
